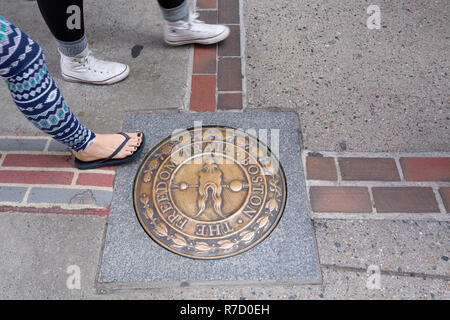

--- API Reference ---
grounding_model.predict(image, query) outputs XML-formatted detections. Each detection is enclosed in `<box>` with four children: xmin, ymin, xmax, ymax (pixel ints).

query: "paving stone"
<box><xmin>218</xmin><ymin>25</ymin><xmax>241</xmax><ymax>57</ymax></box>
<box><xmin>76</xmin><ymin>173</ymin><xmax>116</xmax><ymax>188</ymax></box>
<box><xmin>217</xmin><ymin>92</ymin><xmax>243</xmax><ymax>110</ymax></box>
<box><xmin>99</xmin><ymin>111</ymin><xmax>321</xmax><ymax>287</ymax></box>
<box><xmin>400</xmin><ymin>158</ymin><xmax>450</xmax><ymax>182</ymax></box>
<box><xmin>0</xmin><ymin>138</ymin><xmax>47</xmax><ymax>151</ymax></box>
<box><xmin>0</xmin><ymin>186</ymin><xmax>27</xmax><ymax>203</ymax></box>
<box><xmin>0</xmin><ymin>170</ymin><xmax>73</xmax><ymax>185</ymax></box>
<box><xmin>373</xmin><ymin>187</ymin><xmax>440</xmax><ymax>213</ymax></box>
<box><xmin>218</xmin><ymin>0</ymin><xmax>239</xmax><ymax>24</ymax></box>
<box><xmin>306</xmin><ymin>156</ymin><xmax>337</xmax><ymax>181</ymax></box>
<box><xmin>193</xmin><ymin>44</ymin><xmax>217</xmax><ymax>75</ymax></box>
<box><xmin>27</xmin><ymin>187</ymin><xmax>113</xmax><ymax>207</ymax></box>
<box><xmin>2</xmin><ymin>154</ymin><xmax>73</xmax><ymax>168</ymax></box>
<box><xmin>218</xmin><ymin>57</ymin><xmax>242</xmax><ymax>91</ymax></box>
<box><xmin>439</xmin><ymin>187</ymin><xmax>450</xmax><ymax>213</ymax></box>
<box><xmin>197</xmin><ymin>10</ymin><xmax>218</xmax><ymax>24</ymax></box>
<box><xmin>47</xmin><ymin>140</ymin><xmax>70</xmax><ymax>152</ymax></box>
<box><xmin>189</xmin><ymin>75</ymin><xmax>216</xmax><ymax>112</ymax></box>
<box><xmin>309</xmin><ymin>186</ymin><xmax>372</xmax><ymax>213</ymax></box>
<box><xmin>339</xmin><ymin>157</ymin><xmax>400</xmax><ymax>181</ymax></box>
<box><xmin>197</xmin><ymin>0</ymin><xmax>217</xmax><ymax>9</ymax></box>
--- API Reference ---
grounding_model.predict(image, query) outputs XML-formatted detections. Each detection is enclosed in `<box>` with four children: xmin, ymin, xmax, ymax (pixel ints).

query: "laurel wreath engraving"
<box><xmin>142</xmin><ymin>143</ymin><xmax>174</xmax><ymax>183</ymax></box>
<box><xmin>138</xmin><ymin>174</ymin><xmax>281</xmax><ymax>255</ymax></box>
<box><xmin>136</xmin><ymin>136</ymin><xmax>285</xmax><ymax>257</ymax></box>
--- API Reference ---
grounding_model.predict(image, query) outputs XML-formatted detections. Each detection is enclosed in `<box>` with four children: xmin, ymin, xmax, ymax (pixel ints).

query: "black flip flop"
<box><xmin>74</xmin><ymin>132</ymin><xmax>145</xmax><ymax>170</ymax></box>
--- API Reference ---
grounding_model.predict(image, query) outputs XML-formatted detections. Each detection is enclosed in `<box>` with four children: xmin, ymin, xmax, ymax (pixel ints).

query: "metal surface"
<box><xmin>133</xmin><ymin>126</ymin><xmax>287</xmax><ymax>259</ymax></box>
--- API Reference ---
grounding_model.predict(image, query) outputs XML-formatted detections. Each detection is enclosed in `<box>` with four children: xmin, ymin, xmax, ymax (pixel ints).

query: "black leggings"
<box><xmin>36</xmin><ymin>0</ymin><xmax>185</xmax><ymax>42</ymax></box>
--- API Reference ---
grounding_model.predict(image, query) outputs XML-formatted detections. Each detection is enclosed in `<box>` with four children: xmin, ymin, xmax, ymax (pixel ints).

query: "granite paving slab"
<box><xmin>98</xmin><ymin>111</ymin><xmax>321</xmax><ymax>289</ymax></box>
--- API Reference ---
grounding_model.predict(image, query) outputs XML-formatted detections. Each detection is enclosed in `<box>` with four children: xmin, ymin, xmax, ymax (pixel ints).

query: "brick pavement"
<box><xmin>1</xmin><ymin>0</ymin><xmax>448</xmax><ymax>221</ymax></box>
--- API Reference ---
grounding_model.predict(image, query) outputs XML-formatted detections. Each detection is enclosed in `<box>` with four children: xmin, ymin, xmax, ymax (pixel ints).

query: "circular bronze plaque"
<box><xmin>133</xmin><ymin>126</ymin><xmax>287</xmax><ymax>259</ymax></box>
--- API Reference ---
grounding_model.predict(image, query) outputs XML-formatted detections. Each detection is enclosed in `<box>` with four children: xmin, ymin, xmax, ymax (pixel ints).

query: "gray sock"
<box><xmin>56</xmin><ymin>35</ymin><xmax>88</xmax><ymax>57</ymax></box>
<box><xmin>160</xmin><ymin>1</ymin><xmax>189</xmax><ymax>22</ymax></box>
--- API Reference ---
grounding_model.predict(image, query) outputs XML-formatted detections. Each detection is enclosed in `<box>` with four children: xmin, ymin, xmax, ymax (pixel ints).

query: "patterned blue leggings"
<box><xmin>0</xmin><ymin>16</ymin><xmax>95</xmax><ymax>152</ymax></box>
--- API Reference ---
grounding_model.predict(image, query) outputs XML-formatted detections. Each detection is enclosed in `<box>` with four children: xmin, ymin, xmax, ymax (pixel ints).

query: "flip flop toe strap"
<box><xmin>101</xmin><ymin>132</ymin><xmax>130</xmax><ymax>163</ymax></box>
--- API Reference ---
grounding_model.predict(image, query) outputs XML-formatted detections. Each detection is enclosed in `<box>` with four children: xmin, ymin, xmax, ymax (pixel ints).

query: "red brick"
<box><xmin>309</xmin><ymin>186</ymin><xmax>372</xmax><ymax>213</ymax></box>
<box><xmin>189</xmin><ymin>75</ymin><xmax>216</xmax><ymax>112</ymax></box>
<box><xmin>198</xmin><ymin>10</ymin><xmax>218</xmax><ymax>24</ymax></box>
<box><xmin>439</xmin><ymin>187</ymin><xmax>450</xmax><ymax>213</ymax></box>
<box><xmin>400</xmin><ymin>157</ymin><xmax>450</xmax><ymax>182</ymax></box>
<box><xmin>339</xmin><ymin>157</ymin><xmax>400</xmax><ymax>181</ymax></box>
<box><xmin>76</xmin><ymin>173</ymin><xmax>115</xmax><ymax>188</ymax></box>
<box><xmin>218</xmin><ymin>0</ymin><xmax>239</xmax><ymax>24</ymax></box>
<box><xmin>193</xmin><ymin>44</ymin><xmax>217</xmax><ymax>74</ymax></box>
<box><xmin>218</xmin><ymin>57</ymin><xmax>242</xmax><ymax>91</ymax></box>
<box><xmin>2</xmin><ymin>154</ymin><xmax>73</xmax><ymax>168</ymax></box>
<box><xmin>217</xmin><ymin>93</ymin><xmax>242</xmax><ymax>110</ymax></box>
<box><xmin>218</xmin><ymin>25</ymin><xmax>241</xmax><ymax>57</ymax></box>
<box><xmin>306</xmin><ymin>156</ymin><xmax>337</xmax><ymax>181</ymax></box>
<box><xmin>197</xmin><ymin>0</ymin><xmax>217</xmax><ymax>9</ymax></box>
<box><xmin>0</xmin><ymin>170</ymin><xmax>73</xmax><ymax>185</ymax></box>
<box><xmin>373</xmin><ymin>187</ymin><xmax>439</xmax><ymax>213</ymax></box>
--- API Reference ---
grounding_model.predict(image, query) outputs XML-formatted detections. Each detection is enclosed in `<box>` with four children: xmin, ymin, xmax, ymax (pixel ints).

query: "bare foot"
<box><xmin>73</xmin><ymin>132</ymin><xmax>143</xmax><ymax>162</ymax></box>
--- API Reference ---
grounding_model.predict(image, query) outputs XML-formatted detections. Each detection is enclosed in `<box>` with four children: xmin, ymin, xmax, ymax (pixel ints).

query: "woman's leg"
<box><xmin>157</xmin><ymin>0</ymin><xmax>230</xmax><ymax>46</ymax></box>
<box><xmin>0</xmin><ymin>16</ymin><xmax>141</xmax><ymax>162</ymax></box>
<box><xmin>36</xmin><ymin>0</ymin><xmax>129</xmax><ymax>85</ymax></box>
<box><xmin>36</xmin><ymin>0</ymin><xmax>86</xmax><ymax>57</ymax></box>
<box><xmin>157</xmin><ymin>0</ymin><xmax>189</xmax><ymax>22</ymax></box>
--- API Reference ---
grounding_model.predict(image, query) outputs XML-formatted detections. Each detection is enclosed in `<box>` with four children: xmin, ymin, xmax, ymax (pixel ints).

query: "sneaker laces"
<box><xmin>75</xmin><ymin>50</ymin><xmax>105</xmax><ymax>74</ymax></box>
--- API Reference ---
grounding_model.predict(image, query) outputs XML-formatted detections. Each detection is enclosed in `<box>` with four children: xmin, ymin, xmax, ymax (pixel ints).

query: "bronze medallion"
<box><xmin>133</xmin><ymin>126</ymin><xmax>287</xmax><ymax>259</ymax></box>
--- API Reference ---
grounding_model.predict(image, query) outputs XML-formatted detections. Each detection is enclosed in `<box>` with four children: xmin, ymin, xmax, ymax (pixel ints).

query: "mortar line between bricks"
<box><xmin>0</xmin><ymin>202</ymin><xmax>108</xmax><ymax>210</ymax></box>
<box><xmin>183</xmin><ymin>31</ymin><xmax>195</xmax><ymax>111</ymax></box>
<box><xmin>217</xmin><ymin>90</ymin><xmax>243</xmax><ymax>94</ymax></box>
<box><xmin>21</xmin><ymin>186</ymin><xmax>32</xmax><ymax>205</ymax></box>
<box><xmin>218</xmin><ymin>55</ymin><xmax>242</xmax><ymax>58</ymax></box>
<box><xmin>307</xmin><ymin>180</ymin><xmax>450</xmax><ymax>187</ymax></box>
<box><xmin>333</xmin><ymin>156</ymin><xmax>342</xmax><ymax>182</ymax></box>
<box><xmin>321</xmin><ymin>264</ymin><xmax>450</xmax><ymax>281</ymax></box>
<box><xmin>0</xmin><ymin>150</ymin><xmax>70</xmax><ymax>155</ymax></box>
<box><xmin>394</xmin><ymin>156</ymin><xmax>405</xmax><ymax>182</ymax></box>
<box><xmin>239</xmin><ymin>0</ymin><xmax>247</xmax><ymax>110</ymax></box>
<box><xmin>0</xmin><ymin>155</ymin><xmax>4</xmax><ymax>167</ymax></box>
<box><xmin>215</xmin><ymin>41</ymin><xmax>218</xmax><ymax>111</ymax></box>
<box><xmin>0</xmin><ymin>166</ymin><xmax>116</xmax><ymax>174</ymax></box>
<box><xmin>71</xmin><ymin>171</ymin><xmax>79</xmax><ymax>187</ymax></box>
<box><xmin>193</xmin><ymin>72</ymin><xmax>218</xmax><ymax>76</ymax></box>
<box><xmin>367</xmin><ymin>186</ymin><xmax>376</xmax><ymax>213</ymax></box>
<box><xmin>312</xmin><ymin>212</ymin><xmax>450</xmax><ymax>221</ymax></box>
<box><xmin>42</xmin><ymin>137</ymin><xmax>51</xmax><ymax>152</ymax></box>
<box><xmin>0</xmin><ymin>183</ymin><xmax>114</xmax><ymax>191</ymax></box>
<box><xmin>432</xmin><ymin>187</ymin><xmax>447</xmax><ymax>214</ymax></box>
<box><xmin>303</xmin><ymin>150</ymin><xmax>450</xmax><ymax>158</ymax></box>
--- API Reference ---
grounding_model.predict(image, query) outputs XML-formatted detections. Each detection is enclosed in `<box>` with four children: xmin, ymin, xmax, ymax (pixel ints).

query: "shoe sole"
<box><xmin>165</xmin><ymin>27</ymin><xmax>230</xmax><ymax>46</ymax></box>
<box><xmin>62</xmin><ymin>65</ymin><xmax>130</xmax><ymax>85</ymax></box>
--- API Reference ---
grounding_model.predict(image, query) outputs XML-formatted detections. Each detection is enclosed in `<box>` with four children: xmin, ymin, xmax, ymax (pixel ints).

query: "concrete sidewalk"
<box><xmin>0</xmin><ymin>0</ymin><xmax>448</xmax><ymax>300</ymax></box>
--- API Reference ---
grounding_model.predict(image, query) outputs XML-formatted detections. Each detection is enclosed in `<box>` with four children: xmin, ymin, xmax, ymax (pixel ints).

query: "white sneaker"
<box><xmin>164</xmin><ymin>11</ymin><xmax>230</xmax><ymax>46</ymax></box>
<box><xmin>60</xmin><ymin>47</ymin><xmax>130</xmax><ymax>85</ymax></box>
